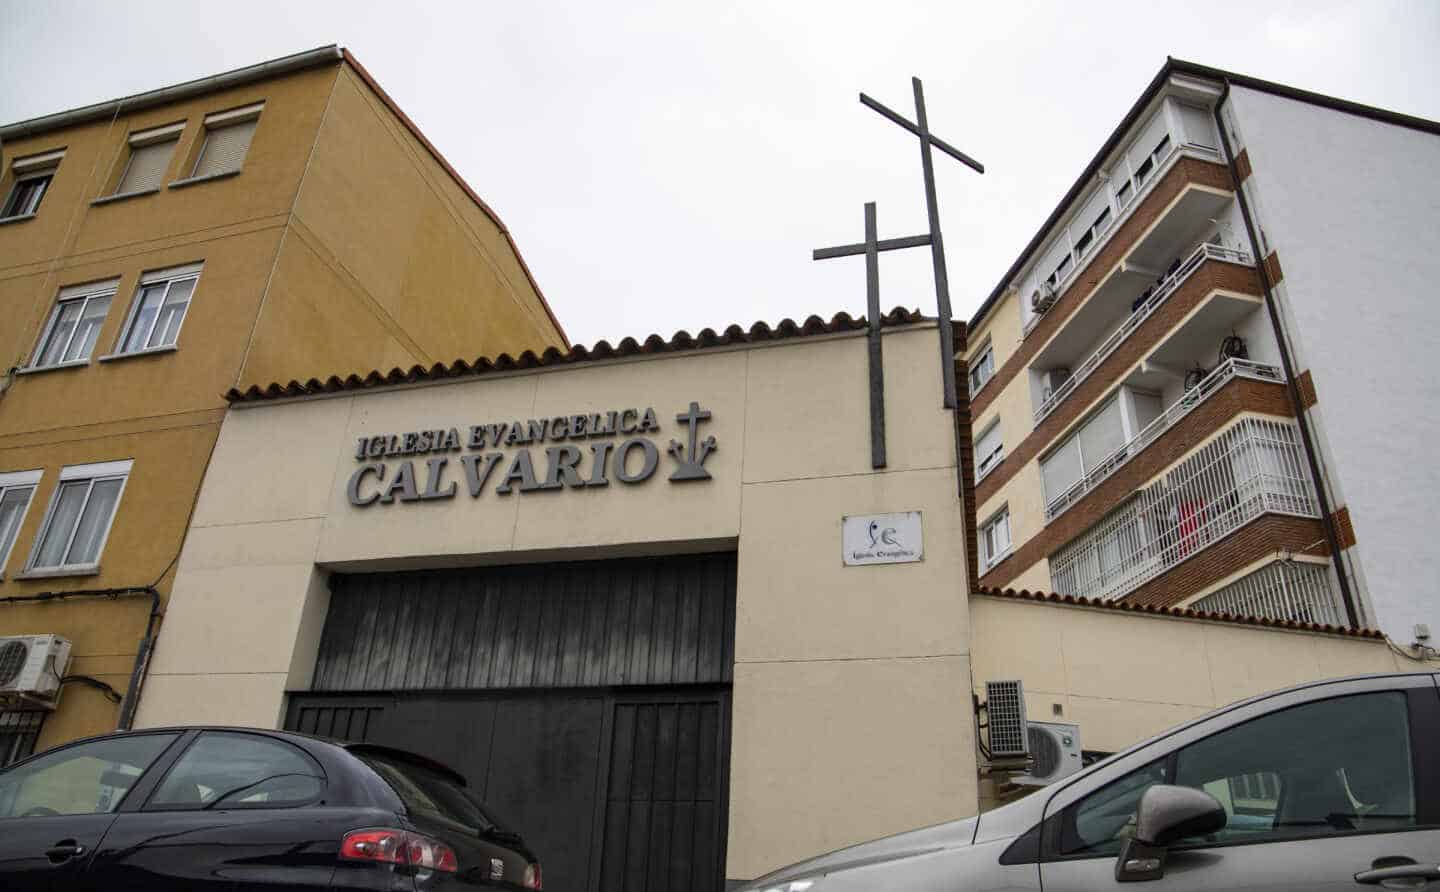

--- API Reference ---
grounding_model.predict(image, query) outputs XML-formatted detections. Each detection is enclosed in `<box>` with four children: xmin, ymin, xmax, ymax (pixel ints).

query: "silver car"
<box><xmin>739</xmin><ymin>671</ymin><xmax>1439</xmax><ymax>891</ymax></box>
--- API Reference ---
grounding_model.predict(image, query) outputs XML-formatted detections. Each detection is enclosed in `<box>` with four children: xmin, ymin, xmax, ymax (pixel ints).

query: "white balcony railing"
<box><xmin>1192</xmin><ymin>560</ymin><xmax>1347</xmax><ymax>627</ymax></box>
<box><xmin>1033</xmin><ymin>243</ymin><xmax>1253</xmax><ymax>424</ymax></box>
<box><xmin>1050</xmin><ymin>417</ymin><xmax>1319</xmax><ymax>604</ymax></box>
<box><xmin>1044</xmin><ymin>359</ymin><xmax>1285</xmax><ymax>523</ymax></box>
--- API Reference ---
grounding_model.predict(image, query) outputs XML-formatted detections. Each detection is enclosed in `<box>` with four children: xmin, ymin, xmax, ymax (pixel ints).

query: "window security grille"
<box><xmin>0</xmin><ymin>711</ymin><xmax>44</xmax><ymax>767</ymax></box>
<box><xmin>985</xmin><ymin>679</ymin><xmax>1029</xmax><ymax>757</ymax></box>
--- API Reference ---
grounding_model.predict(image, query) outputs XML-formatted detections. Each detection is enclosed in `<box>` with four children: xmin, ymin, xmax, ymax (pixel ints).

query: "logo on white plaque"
<box><xmin>842</xmin><ymin>511</ymin><xmax>923</xmax><ymax>566</ymax></box>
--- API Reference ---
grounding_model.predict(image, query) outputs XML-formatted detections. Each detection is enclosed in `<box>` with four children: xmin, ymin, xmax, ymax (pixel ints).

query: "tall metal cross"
<box><xmin>860</xmin><ymin>77</ymin><xmax>984</xmax><ymax>409</ymax></box>
<box><xmin>813</xmin><ymin>202</ymin><xmax>931</xmax><ymax>469</ymax></box>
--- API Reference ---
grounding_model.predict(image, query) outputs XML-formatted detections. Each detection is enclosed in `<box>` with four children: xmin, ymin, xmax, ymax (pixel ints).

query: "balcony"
<box><xmin>1191</xmin><ymin>560</ymin><xmax>1347</xmax><ymax>627</ymax></box>
<box><xmin>1044</xmin><ymin>359</ymin><xmax>1284</xmax><ymax>522</ymax></box>
<box><xmin>1033</xmin><ymin>243</ymin><xmax>1253</xmax><ymax>423</ymax></box>
<box><xmin>1049</xmin><ymin>417</ymin><xmax>1319</xmax><ymax>604</ymax></box>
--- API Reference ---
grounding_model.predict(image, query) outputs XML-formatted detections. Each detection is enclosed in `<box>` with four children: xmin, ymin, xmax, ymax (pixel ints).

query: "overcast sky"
<box><xmin>4</xmin><ymin>1</ymin><xmax>1438</xmax><ymax>346</ymax></box>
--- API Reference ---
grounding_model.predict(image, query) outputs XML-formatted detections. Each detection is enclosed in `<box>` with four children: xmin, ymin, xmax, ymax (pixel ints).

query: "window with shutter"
<box><xmin>116</xmin><ymin>139</ymin><xmax>177</xmax><ymax>195</ymax></box>
<box><xmin>192</xmin><ymin>118</ymin><xmax>258</xmax><ymax>178</ymax></box>
<box><xmin>975</xmin><ymin>421</ymin><xmax>1004</xmax><ymax>480</ymax></box>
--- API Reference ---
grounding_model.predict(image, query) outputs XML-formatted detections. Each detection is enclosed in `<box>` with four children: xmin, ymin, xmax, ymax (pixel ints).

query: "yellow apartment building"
<box><xmin>0</xmin><ymin>45</ymin><xmax>566</xmax><ymax>759</ymax></box>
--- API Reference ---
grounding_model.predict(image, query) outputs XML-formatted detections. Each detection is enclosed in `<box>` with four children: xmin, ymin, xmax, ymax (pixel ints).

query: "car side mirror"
<box><xmin>1115</xmin><ymin>785</ymin><xmax>1226</xmax><ymax>883</ymax></box>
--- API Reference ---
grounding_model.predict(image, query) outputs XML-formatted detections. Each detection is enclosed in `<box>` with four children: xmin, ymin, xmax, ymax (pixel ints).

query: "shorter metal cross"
<box><xmin>814</xmin><ymin>202</ymin><xmax>931</xmax><ymax>469</ymax></box>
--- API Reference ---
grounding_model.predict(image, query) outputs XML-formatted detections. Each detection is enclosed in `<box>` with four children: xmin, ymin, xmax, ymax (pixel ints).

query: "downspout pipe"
<box><xmin>0</xmin><ymin>586</ymin><xmax>161</xmax><ymax>730</ymax></box>
<box><xmin>1209</xmin><ymin>81</ymin><xmax>1361</xmax><ymax>629</ymax></box>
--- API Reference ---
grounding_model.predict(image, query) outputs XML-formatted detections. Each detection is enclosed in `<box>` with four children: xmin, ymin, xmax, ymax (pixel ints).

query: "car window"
<box><xmin>0</xmin><ymin>733</ymin><xmax>179</xmax><ymax>817</ymax></box>
<box><xmin>1173</xmin><ymin>691</ymin><xmax>1415</xmax><ymax>843</ymax></box>
<box><xmin>358</xmin><ymin>753</ymin><xmax>499</xmax><ymax>831</ymax></box>
<box><xmin>147</xmin><ymin>732</ymin><xmax>324</xmax><ymax>811</ymax></box>
<box><xmin>1059</xmin><ymin>691</ymin><xmax>1417</xmax><ymax>857</ymax></box>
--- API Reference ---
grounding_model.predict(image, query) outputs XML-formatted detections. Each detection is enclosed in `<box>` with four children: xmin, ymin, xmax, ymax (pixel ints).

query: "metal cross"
<box><xmin>813</xmin><ymin>202</ymin><xmax>931</xmax><ymax>469</ymax></box>
<box><xmin>860</xmin><ymin>77</ymin><xmax>984</xmax><ymax>409</ymax></box>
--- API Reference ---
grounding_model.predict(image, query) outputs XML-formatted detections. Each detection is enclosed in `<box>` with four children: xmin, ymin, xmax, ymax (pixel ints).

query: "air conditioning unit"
<box><xmin>1015</xmin><ymin>721</ymin><xmax>1084</xmax><ymax>786</ymax></box>
<box><xmin>1030</xmin><ymin>282</ymin><xmax>1059</xmax><ymax>314</ymax></box>
<box><xmin>1041</xmin><ymin>367</ymin><xmax>1072</xmax><ymax>400</ymax></box>
<box><xmin>0</xmin><ymin>635</ymin><xmax>71</xmax><ymax>705</ymax></box>
<box><xmin>985</xmin><ymin>679</ymin><xmax>1029</xmax><ymax>758</ymax></box>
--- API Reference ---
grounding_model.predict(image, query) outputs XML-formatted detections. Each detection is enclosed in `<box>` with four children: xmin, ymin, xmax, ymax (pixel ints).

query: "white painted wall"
<box><xmin>1229</xmin><ymin>87</ymin><xmax>1440</xmax><ymax>640</ymax></box>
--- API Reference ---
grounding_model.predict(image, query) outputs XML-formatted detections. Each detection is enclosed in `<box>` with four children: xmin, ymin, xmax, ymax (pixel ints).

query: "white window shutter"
<box><xmin>193</xmin><ymin>119</ymin><xmax>257</xmax><ymax>178</ymax></box>
<box><xmin>117</xmin><ymin>140</ymin><xmax>176</xmax><ymax>193</ymax></box>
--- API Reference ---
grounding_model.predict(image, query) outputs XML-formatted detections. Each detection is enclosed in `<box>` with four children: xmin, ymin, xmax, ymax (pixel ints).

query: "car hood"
<box><xmin>737</xmin><ymin>815</ymin><xmax>979</xmax><ymax>890</ymax></box>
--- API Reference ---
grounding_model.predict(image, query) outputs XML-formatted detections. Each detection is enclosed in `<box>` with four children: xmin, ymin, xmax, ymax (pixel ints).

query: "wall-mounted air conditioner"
<box><xmin>1014</xmin><ymin>720</ymin><xmax>1083</xmax><ymax>786</ymax></box>
<box><xmin>1030</xmin><ymin>282</ymin><xmax>1059</xmax><ymax>314</ymax></box>
<box><xmin>0</xmin><ymin>635</ymin><xmax>71</xmax><ymax>704</ymax></box>
<box><xmin>985</xmin><ymin>679</ymin><xmax>1029</xmax><ymax>758</ymax></box>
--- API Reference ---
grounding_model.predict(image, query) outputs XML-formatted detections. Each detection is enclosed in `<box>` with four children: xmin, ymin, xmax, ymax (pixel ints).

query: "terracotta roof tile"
<box><xmin>976</xmin><ymin>585</ymin><xmax>1384</xmax><ymax>639</ymax></box>
<box><xmin>226</xmin><ymin>306</ymin><xmax>926</xmax><ymax>404</ymax></box>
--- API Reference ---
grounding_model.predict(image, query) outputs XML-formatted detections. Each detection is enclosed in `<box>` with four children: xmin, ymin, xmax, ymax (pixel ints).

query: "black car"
<box><xmin>0</xmin><ymin>725</ymin><xmax>542</xmax><ymax>890</ymax></box>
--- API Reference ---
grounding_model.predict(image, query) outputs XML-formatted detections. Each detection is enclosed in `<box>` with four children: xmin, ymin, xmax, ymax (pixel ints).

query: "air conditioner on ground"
<box><xmin>1015</xmin><ymin>720</ymin><xmax>1084</xmax><ymax>786</ymax></box>
<box><xmin>1041</xmin><ymin>367</ymin><xmax>1073</xmax><ymax>400</ymax></box>
<box><xmin>984</xmin><ymin>679</ymin><xmax>1030</xmax><ymax>758</ymax></box>
<box><xmin>0</xmin><ymin>635</ymin><xmax>71</xmax><ymax>705</ymax></box>
<box><xmin>1030</xmin><ymin>282</ymin><xmax>1059</xmax><ymax>314</ymax></box>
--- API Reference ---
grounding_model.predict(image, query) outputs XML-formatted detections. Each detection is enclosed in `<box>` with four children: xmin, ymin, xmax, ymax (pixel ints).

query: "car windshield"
<box><xmin>358</xmin><ymin>752</ymin><xmax>504</xmax><ymax>833</ymax></box>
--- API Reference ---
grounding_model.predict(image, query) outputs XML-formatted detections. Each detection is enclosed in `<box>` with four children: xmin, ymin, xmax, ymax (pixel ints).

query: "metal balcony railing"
<box><xmin>1191</xmin><ymin>560</ymin><xmax>1347</xmax><ymax>626</ymax></box>
<box><xmin>1050</xmin><ymin>417</ymin><xmax>1319</xmax><ymax>604</ymax></box>
<box><xmin>1044</xmin><ymin>360</ymin><xmax>1285</xmax><ymax>523</ymax></box>
<box><xmin>1033</xmin><ymin>243</ymin><xmax>1254</xmax><ymax>424</ymax></box>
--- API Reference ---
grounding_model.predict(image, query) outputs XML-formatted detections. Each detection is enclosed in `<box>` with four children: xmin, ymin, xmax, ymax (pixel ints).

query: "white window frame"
<box><xmin>187</xmin><ymin>103</ymin><xmax>263</xmax><ymax>180</ymax></box>
<box><xmin>113</xmin><ymin>122</ymin><xmax>184</xmax><ymax>196</ymax></box>
<box><xmin>2</xmin><ymin>149</ymin><xmax>64</xmax><ymax>221</ymax></box>
<box><xmin>980</xmin><ymin>506</ymin><xmax>1012</xmax><ymax>571</ymax></box>
<box><xmin>975</xmin><ymin>419</ymin><xmax>1005</xmax><ymax>482</ymax></box>
<box><xmin>24</xmin><ymin>460</ymin><xmax>132</xmax><ymax>577</ymax></box>
<box><xmin>1039</xmin><ymin>393</ymin><xmax>1132</xmax><ymax>504</ymax></box>
<box><xmin>28</xmin><ymin>279</ymin><xmax>120</xmax><ymax>370</ymax></box>
<box><xmin>969</xmin><ymin>341</ymin><xmax>996</xmax><ymax>395</ymax></box>
<box><xmin>0</xmin><ymin>470</ymin><xmax>42</xmax><ymax>578</ymax></box>
<box><xmin>110</xmin><ymin>263</ymin><xmax>203</xmax><ymax>357</ymax></box>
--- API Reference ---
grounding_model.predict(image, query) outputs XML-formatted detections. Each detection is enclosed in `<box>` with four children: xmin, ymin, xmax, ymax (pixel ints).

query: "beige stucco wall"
<box><xmin>970</xmin><ymin>594</ymin><xmax>1417</xmax><ymax>755</ymax></box>
<box><xmin>135</xmin><ymin>323</ymin><xmax>975</xmax><ymax>879</ymax></box>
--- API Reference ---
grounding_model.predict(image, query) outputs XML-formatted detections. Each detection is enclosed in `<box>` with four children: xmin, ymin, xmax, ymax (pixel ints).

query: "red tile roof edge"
<box><xmin>975</xmin><ymin>586</ymin><xmax>1385</xmax><ymax>639</ymax></box>
<box><xmin>226</xmin><ymin>306</ymin><xmax>929</xmax><ymax>403</ymax></box>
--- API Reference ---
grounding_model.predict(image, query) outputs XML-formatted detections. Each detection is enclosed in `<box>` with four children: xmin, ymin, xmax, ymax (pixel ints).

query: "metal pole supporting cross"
<box><xmin>814</xmin><ymin>202</ymin><xmax>931</xmax><ymax>469</ymax></box>
<box><xmin>859</xmin><ymin>77</ymin><xmax>984</xmax><ymax>409</ymax></box>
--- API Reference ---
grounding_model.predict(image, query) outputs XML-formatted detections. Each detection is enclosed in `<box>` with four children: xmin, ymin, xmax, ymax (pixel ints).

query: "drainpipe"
<box><xmin>0</xmin><ymin>586</ymin><xmax>161</xmax><ymax>729</ymax></box>
<box><xmin>1209</xmin><ymin>81</ymin><xmax>1361</xmax><ymax>629</ymax></box>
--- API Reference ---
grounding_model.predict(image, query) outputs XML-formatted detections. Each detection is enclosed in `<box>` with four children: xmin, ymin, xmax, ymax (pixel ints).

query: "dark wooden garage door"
<box><xmin>287</xmin><ymin>553</ymin><xmax>735</xmax><ymax>892</ymax></box>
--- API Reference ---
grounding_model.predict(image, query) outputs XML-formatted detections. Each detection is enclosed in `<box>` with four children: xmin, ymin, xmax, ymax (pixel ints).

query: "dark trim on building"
<box><xmin>969</xmin><ymin>58</ymin><xmax>1440</xmax><ymax>334</ymax></box>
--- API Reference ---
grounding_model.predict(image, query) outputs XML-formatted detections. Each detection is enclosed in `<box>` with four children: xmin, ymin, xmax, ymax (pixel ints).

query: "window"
<box><xmin>0</xmin><ymin>732</ymin><xmax>178</xmax><ymax>816</ymax></box>
<box><xmin>1058</xmin><ymin>691</ymin><xmax>1419</xmax><ymax>858</ymax></box>
<box><xmin>148</xmin><ymin>731</ymin><xmax>324</xmax><ymax>811</ymax></box>
<box><xmin>0</xmin><ymin>712</ymin><xmax>45</xmax><ymax>768</ymax></box>
<box><xmin>189</xmin><ymin>104</ymin><xmax>262</xmax><ymax>179</ymax></box>
<box><xmin>969</xmin><ymin>342</ymin><xmax>995</xmax><ymax>394</ymax></box>
<box><xmin>981</xmin><ymin>507</ymin><xmax>1012</xmax><ymax>570</ymax></box>
<box><xmin>114</xmin><ymin>123</ymin><xmax>182</xmax><ymax>195</ymax></box>
<box><xmin>1040</xmin><ymin>396</ymin><xmax>1127</xmax><ymax>505</ymax></box>
<box><xmin>27</xmin><ymin>460</ymin><xmax>131</xmax><ymax>573</ymax></box>
<box><xmin>1</xmin><ymin>150</ymin><xmax>62</xmax><ymax>220</ymax></box>
<box><xmin>0</xmin><ymin>470</ymin><xmax>41</xmax><ymax>574</ymax></box>
<box><xmin>117</xmin><ymin>263</ymin><xmax>201</xmax><ymax>353</ymax></box>
<box><xmin>30</xmin><ymin>280</ymin><xmax>117</xmax><ymax>368</ymax></box>
<box><xmin>358</xmin><ymin>752</ymin><xmax>502</xmax><ymax>832</ymax></box>
<box><xmin>975</xmin><ymin>421</ymin><xmax>1004</xmax><ymax>481</ymax></box>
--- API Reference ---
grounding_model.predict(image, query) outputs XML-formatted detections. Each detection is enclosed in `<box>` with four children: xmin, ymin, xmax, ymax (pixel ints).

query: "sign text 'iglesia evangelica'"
<box><xmin>346</xmin><ymin>402</ymin><xmax>717</xmax><ymax>507</ymax></box>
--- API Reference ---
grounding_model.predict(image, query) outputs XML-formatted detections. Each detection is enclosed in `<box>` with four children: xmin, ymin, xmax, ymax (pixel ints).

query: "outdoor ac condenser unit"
<box><xmin>1014</xmin><ymin>720</ymin><xmax>1083</xmax><ymax>786</ymax></box>
<box><xmin>0</xmin><ymin>634</ymin><xmax>71</xmax><ymax>704</ymax></box>
<box><xmin>985</xmin><ymin>679</ymin><xmax>1029</xmax><ymax>758</ymax></box>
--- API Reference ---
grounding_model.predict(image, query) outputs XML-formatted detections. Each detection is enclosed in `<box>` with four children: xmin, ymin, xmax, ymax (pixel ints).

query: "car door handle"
<box><xmin>44</xmin><ymin>841</ymin><xmax>86</xmax><ymax>863</ymax></box>
<box><xmin>1355</xmin><ymin>863</ymin><xmax>1440</xmax><ymax>886</ymax></box>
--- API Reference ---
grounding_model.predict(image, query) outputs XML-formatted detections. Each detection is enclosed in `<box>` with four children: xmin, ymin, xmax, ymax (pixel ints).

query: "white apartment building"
<box><xmin>964</xmin><ymin>58</ymin><xmax>1440</xmax><ymax>646</ymax></box>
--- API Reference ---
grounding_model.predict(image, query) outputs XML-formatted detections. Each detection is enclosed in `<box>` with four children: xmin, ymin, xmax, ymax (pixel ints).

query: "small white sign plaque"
<box><xmin>842</xmin><ymin>511</ymin><xmax>923</xmax><ymax>566</ymax></box>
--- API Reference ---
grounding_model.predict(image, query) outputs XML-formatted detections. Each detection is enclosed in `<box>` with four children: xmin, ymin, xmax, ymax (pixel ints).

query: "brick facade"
<box><xmin>1263</xmin><ymin>251</ymin><xmax>1284</xmax><ymax>286</ymax></box>
<box><xmin>977</xmin><ymin>375</ymin><xmax>1296</xmax><ymax>591</ymax></box>
<box><xmin>1332</xmin><ymin>505</ymin><xmax>1358</xmax><ymax>550</ymax></box>
<box><xmin>975</xmin><ymin>259</ymin><xmax>1265</xmax><ymax>505</ymax></box>
<box><xmin>971</xmin><ymin>157</ymin><xmax>1233</xmax><ymax>419</ymax></box>
<box><xmin>1295</xmin><ymin>369</ymin><xmax>1318</xmax><ymax>409</ymax></box>
<box><xmin>1123</xmin><ymin>514</ymin><xmax>1331</xmax><ymax>609</ymax></box>
<box><xmin>1234</xmin><ymin>148</ymin><xmax>1253</xmax><ymax>182</ymax></box>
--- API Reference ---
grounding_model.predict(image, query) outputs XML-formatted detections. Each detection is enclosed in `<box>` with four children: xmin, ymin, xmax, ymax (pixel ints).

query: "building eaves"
<box><xmin>0</xmin><ymin>45</ymin><xmax>344</xmax><ymax>141</ymax></box>
<box><xmin>977</xmin><ymin>585</ymin><xmax>1385</xmax><ymax>640</ymax></box>
<box><xmin>968</xmin><ymin>57</ymin><xmax>1440</xmax><ymax>335</ymax></box>
<box><xmin>225</xmin><ymin>306</ymin><xmax>928</xmax><ymax>404</ymax></box>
